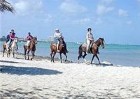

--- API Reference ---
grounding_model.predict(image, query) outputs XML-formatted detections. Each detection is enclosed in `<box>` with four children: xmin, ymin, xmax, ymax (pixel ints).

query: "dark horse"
<box><xmin>78</xmin><ymin>38</ymin><xmax>104</xmax><ymax>64</ymax></box>
<box><xmin>24</xmin><ymin>37</ymin><xmax>37</xmax><ymax>60</ymax></box>
<box><xmin>50</xmin><ymin>38</ymin><xmax>67</xmax><ymax>63</ymax></box>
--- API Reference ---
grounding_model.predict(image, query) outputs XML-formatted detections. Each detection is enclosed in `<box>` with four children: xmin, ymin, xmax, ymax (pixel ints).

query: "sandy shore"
<box><xmin>0</xmin><ymin>53</ymin><xmax>140</xmax><ymax>99</ymax></box>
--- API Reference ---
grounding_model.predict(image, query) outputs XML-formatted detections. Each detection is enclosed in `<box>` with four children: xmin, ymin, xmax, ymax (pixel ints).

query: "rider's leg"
<box><xmin>57</xmin><ymin>41</ymin><xmax>60</xmax><ymax>52</ymax></box>
<box><xmin>87</xmin><ymin>40</ymin><xmax>90</xmax><ymax>52</ymax></box>
<box><xmin>9</xmin><ymin>39</ymin><xmax>13</xmax><ymax>48</ymax></box>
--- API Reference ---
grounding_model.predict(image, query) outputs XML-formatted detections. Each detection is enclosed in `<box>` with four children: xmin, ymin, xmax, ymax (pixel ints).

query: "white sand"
<box><xmin>0</xmin><ymin>54</ymin><xmax>140</xmax><ymax>99</ymax></box>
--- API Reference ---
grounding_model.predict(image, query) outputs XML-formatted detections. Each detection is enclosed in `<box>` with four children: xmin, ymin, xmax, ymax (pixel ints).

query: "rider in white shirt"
<box><xmin>86</xmin><ymin>28</ymin><xmax>94</xmax><ymax>53</ymax></box>
<box><xmin>54</xmin><ymin>29</ymin><xmax>63</xmax><ymax>52</ymax></box>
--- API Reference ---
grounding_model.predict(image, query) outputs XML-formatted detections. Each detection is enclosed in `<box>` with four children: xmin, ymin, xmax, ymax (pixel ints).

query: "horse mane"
<box><xmin>99</xmin><ymin>38</ymin><xmax>104</xmax><ymax>41</ymax></box>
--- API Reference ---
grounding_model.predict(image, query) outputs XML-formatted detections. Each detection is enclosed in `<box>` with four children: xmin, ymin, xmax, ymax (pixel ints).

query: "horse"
<box><xmin>3</xmin><ymin>38</ymin><xmax>18</xmax><ymax>57</ymax></box>
<box><xmin>78</xmin><ymin>38</ymin><xmax>105</xmax><ymax>64</ymax></box>
<box><xmin>10</xmin><ymin>37</ymin><xmax>18</xmax><ymax>58</ymax></box>
<box><xmin>24</xmin><ymin>37</ymin><xmax>37</xmax><ymax>60</ymax></box>
<box><xmin>50</xmin><ymin>38</ymin><xmax>67</xmax><ymax>63</ymax></box>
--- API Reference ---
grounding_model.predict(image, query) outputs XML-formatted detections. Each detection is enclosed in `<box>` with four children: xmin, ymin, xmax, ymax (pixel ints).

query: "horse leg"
<box><xmin>27</xmin><ymin>50</ymin><xmax>30</xmax><ymax>60</ymax></box>
<box><xmin>24</xmin><ymin>50</ymin><xmax>27</xmax><ymax>60</ymax></box>
<box><xmin>83</xmin><ymin>52</ymin><xmax>87</xmax><ymax>62</ymax></box>
<box><xmin>31</xmin><ymin>51</ymin><xmax>35</xmax><ymax>60</ymax></box>
<box><xmin>78</xmin><ymin>45</ymin><xmax>83</xmax><ymax>61</ymax></box>
<box><xmin>12</xmin><ymin>50</ymin><xmax>15</xmax><ymax>58</ymax></box>
<box><xmin>11</xmin><ymin>48</ymin><xmax>15</xmax><ymax>58</ymax></box>
<box><xmin>52</xmin><ymin>52</ymin><xmax>56</xmax><ymax>62</ymax></box>
<box><xmin>63</xmin><ymin>52</ymin><xmax>67</xmax><ymax>62</ymax></box>
<box><xmin>83</xmin><ymin>52</ymin><xmax>87</xmax><ymax>59</ymax></box>
<box><xmin>78</xmin><ymin>52</ymin><xmax>82</xmax><ymax>61</ymax></box>
<box><xmin>91</xmin><ymin>55</ymin><xmax>95</xmax><ymax>64</ymax></box>
<box><xmin>60</xmin><ymin>53</ymin><xmax>62</xmax><ymax>63</ymax></box>
<box><xmin>50</xmin><ymin>52</ymin><xmax>53</xmax><ymax>62</ymax></box>
<box><xmin>24</xmin><ymin>46</ymin><xmax>27</xmax><ymax>60</ymax></box>
<box><xmin>95</xmin><ymin>55</ymin><xmax>101</xmax><ymax>64</ymax></box>
<box><xmin>3</xmin><ymin>48</ymin><xmax>6</xmax><ymax>57</ymax></box>
<box><xmin>7</xmin><ymin>49</ymin><xmax>10</xmax><ymax>57</ymax></box>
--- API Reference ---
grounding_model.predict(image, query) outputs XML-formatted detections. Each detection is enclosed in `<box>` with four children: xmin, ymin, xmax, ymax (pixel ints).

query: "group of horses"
<box><xmin>3</xmin><ymin>37</ymin><xmax>105</xmax><ymax>64</ymax></box>
<box><xmin>3</xmin><ymin>37</ymin><xmax>37</xmax><ymax>60</ymax></box>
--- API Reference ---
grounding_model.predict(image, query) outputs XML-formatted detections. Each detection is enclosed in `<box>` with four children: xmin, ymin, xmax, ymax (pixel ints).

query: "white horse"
<box><xmin>3</xmin><ymin>38</ymin><xmax>18</xmax><ymax>58</ymax></box>
<box><xmin>11</xmin><ymin>37</ymin><xmax>18</xmax><ymax>58</ymax></box>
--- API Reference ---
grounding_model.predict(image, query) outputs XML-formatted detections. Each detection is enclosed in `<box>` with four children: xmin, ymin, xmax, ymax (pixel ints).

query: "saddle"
<box><xmin>82</xmin><ymin>42</ymin><xmax>95</xmax><ymax>53</ymax></box>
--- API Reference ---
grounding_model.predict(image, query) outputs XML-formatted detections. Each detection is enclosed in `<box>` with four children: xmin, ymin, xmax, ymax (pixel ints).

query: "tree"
<box><xmin>0</xmin><ymin>0</ymin><xmax>14</xmax><ymax>13</ymax></box>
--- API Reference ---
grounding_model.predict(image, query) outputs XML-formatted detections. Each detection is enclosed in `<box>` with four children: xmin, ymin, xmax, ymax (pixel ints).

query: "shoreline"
<box><xmin>0</xmin><ymin>53</ymin><xmax>140</xmax><ymax>98</ymax></box>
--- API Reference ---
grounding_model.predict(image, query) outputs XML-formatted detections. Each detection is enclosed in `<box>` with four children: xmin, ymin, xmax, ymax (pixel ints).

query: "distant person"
<box><xmin>25</xmin><ymin>32</ymin><xmax>33</xmax><ymax>48</ymax></box>
<box><xmin>86</xmin><ymin>28</ymin><xmax>94</xmax><ymax>53</ymax></box>
<box><xmin>54</xmin><ymin>29</ymin><xmax>68</xmax><ymax>52</ymax></box>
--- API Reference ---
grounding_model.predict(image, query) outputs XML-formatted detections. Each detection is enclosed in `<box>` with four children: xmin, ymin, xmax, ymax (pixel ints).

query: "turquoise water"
<box><xmin>1</xmin><ymin>41</ymin><xmax>140</xmax><ymax>67</ymax></box>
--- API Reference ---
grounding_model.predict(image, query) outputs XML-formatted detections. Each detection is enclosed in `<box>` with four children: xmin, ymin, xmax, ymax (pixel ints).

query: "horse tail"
<box><xmin>78</xmin><ymin>44</ymin><xmax>82</xmax><ymax>55</ymax></box>
<box><xmin>78</xmin><ymin>44</ymin><xmax>83</xmax><ymax>60</ymax></box>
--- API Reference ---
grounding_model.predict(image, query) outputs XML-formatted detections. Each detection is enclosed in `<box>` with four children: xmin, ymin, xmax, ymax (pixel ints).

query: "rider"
<box><xmin>86</xmin><ymin>28</ymin><xmax>94</xmax><ymax>53</ymax></box>
<box><xmin>54</xmin><ymin>29</ymin><xmax>68</xmax><ymax>53</ymax></box>
<box><xmin>9</xmin><ymin>29</ymin><xmax>16</xmax><ymax>48</ymax></box>
<box><xmin>6</xmin><ymin>32</ymin><xmax>12</xmax><ymax>43</ymax></box>
<box><xmin>26</xmin><ymin>32</ymin><xmax>33</xmax><ymax>48</ymax></box>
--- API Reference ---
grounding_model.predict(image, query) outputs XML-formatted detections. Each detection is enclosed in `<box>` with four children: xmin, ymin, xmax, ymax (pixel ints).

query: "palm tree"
<box><xmin>0</xmin><ymin>0</ymin><xmax>14</xmax><ymax>13</ymax></box>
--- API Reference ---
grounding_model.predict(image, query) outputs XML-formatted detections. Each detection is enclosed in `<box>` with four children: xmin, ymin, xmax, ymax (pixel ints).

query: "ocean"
<box><xmin>1</xmin><ymin>41</ymin><xmax>140</xmax><ymax>67</ymax></box>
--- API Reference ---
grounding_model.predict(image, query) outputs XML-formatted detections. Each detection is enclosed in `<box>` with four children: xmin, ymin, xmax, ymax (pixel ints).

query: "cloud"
<box><xmin>60</xmin><ymin>0</ymin><xmax>87</xmax><ymax>14</ymax></box>
<box><xmin>95</xmin><ymin>17</ymin><xmax>103</xmax><ymax>25</ymax></box>
<box><xmin>96</xmin><ymin>5</ymin><xmax>114</xmax><ymax>15</ymax></box>
<box><xmin>96</xmin><ymin>0</ymin><xmax>114</xmax><ymax>16</ymax></box>
<box><xmin>126</xmin><ymin>20</ymin><xmax>132</xmax><ymax>25</ymax></box>
<box><xmin>14</xmin><ymin>0</ymin><xmax>44</xmax><ymax>16</ymax></box>
<box><xmin>73</xmin><ymin>18</ymin><xmax>90</xmax><ymax>24</ymax></box>
<box><xmin>118</xmin><ymin>9</ymin><xmax>128</xmax><ymax>17</ymax></box>
<box><xmin>101</xmin><ymin>0</ymin><xmax>114</xmax><ymax>5</ymax></box>
<box><xmin>137</xmin><ymin>0</ymin><xmax>140</xmax><ymax>3</ymax></box>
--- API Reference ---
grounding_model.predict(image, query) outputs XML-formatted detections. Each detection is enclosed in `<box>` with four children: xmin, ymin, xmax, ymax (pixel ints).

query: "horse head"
<box><xmin>32</xmin><ymin>37</ymin><xmax>37</xmax><ymax>45</ymax></box>
<box><xmin>14</xmin><ymin>37</ymin><xmax>18</xmax><ymax>43</ymax></box>
<box><xmin>99</xmin><ymin>38</ymin><xmax>105</xmax><ymax>48</ymax></box>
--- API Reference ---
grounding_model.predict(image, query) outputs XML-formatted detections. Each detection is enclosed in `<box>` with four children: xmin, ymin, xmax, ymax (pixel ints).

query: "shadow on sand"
<box><xmin>0</xmin><ymin>60</ymin><xmax>20</xmax><ymax>64</ymax></box>
<box><xmin>0</xmin><ymin>65</ymin><xmax>62</xmax><ymax>75</ymax></box>
<box><xmin>94</xmin><ymin>63</ymin><xmax>113</xmax><ymax>66</ymax></box>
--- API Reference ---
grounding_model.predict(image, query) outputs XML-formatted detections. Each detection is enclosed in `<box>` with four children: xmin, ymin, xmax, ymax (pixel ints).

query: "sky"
<box><xmin>0</xmin><ymin>0</ymin><xmax>140</xmax><ymax>44</ymax></box>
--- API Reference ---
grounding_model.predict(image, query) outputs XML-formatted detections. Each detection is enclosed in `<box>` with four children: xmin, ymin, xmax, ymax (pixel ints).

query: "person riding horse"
<box><xmin>78</xmin><ymin>38</ymin><xmax>104</xmax><ymax>64</ymax></box>
<box><xmin>86</xmin><ymin>28</ymin><xmax>94</xmax><ymax>53</ymax></box>
<box><xmin>54</xmin><ymin>29</ymin><xmax>68</xmax><ymax>53</ymax></box>
<box><xmin>6</xmin><ymin>32</ymin><xmax>12</xmax><ymax>43</ymax></box>
<box><xmin>25</xmin><ymin>32</ymin><xmax>33</xmax><ymax>50</ymax></box>
<box><xmin>8</xmin><ymin>29</ymin><xmax>16</xmax><ymax>49</ymax></box>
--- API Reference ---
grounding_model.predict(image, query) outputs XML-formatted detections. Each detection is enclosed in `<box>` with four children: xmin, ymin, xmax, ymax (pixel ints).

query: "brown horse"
<box><xmin>50</xmin><ymin>38</ymin><xmax>67</xmax><ymax>63</ymax></box>
<box><xmin>78</xmin><ymin>38</ymin><xmax>105</xmax><ymax>64</ymax></box>
<box><xmin>24</xmin><ymin>37</ymin><xmax>37</xmax><ymax>60</ymax></box>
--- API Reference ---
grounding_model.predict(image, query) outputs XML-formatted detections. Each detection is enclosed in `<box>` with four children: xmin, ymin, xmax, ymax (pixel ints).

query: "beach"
<box><xmin>0</xmin><ymin>53</ymin><xmax>140</xmax><ymax>99</ymax></box>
